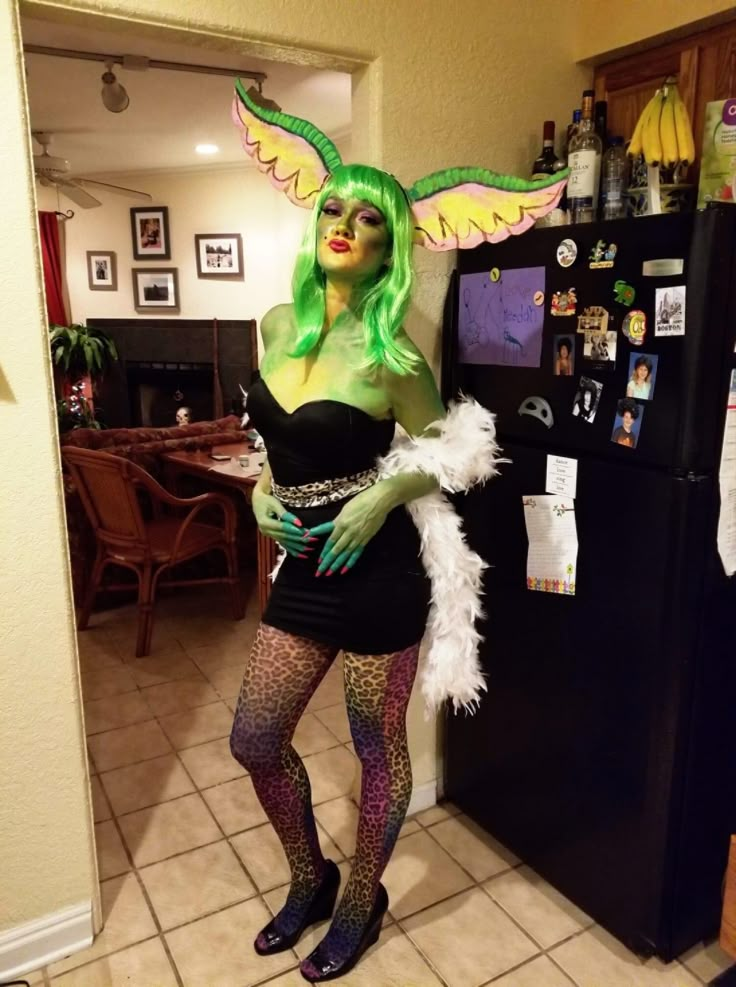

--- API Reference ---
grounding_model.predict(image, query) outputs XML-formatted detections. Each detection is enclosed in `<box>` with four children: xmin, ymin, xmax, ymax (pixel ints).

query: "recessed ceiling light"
<box><xmin>195</xmin><ymin>143</ymin><xmax>219</xmax><ymax>155</ymax></box>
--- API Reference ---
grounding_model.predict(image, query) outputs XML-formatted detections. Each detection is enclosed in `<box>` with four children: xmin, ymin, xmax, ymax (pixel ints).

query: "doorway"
<box><xmin>16</xmin><ymin>6</ymin><xmax>365</xmax><ymax>979</ymax></box>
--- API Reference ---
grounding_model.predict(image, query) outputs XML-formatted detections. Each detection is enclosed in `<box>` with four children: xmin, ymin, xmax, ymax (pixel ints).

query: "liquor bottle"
<box><xmin>601</xmin><ymin>137</ymin><xmax>628</xmax><ymax>220</ymax></box>
<box><xmin>564</xmin><ymin>109</ymin><xmax>581</xmax><ymax>160</ymax></box>
<box><xmin>595</xmin><ymin>99</ymin><xmax>609</xmax><ymax>150</ymax></box>
<box><xmin>532</xmin><ymin>121</ymin><xmax>564</xmax><ymax>227</ymax></box>
<box><xmin>567</xmin><ymin>90</ymin><xmax>603</xmax><ymax>223</ymax></box>
<box><xmin>531</xmin><ymin>121</ymin><xmax>561</xmax><ymax>179</ymax></box>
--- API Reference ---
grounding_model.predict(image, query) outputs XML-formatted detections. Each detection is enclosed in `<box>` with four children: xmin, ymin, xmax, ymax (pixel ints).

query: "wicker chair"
<box><xmin>62</xmin><ymin>446</ymin><xmax>243</xmax><ymax>657</ymax></box>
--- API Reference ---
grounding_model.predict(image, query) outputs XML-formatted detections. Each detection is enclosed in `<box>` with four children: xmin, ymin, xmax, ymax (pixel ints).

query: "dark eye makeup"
<box><xmin>321</xmin><ymin>199</ymin><xmax>384</xmax><ymax>226</ymax></box>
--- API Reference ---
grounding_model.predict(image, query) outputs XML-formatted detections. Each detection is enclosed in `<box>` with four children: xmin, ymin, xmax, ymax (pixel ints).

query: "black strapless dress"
<box><xmin>246</xmin><ymin>375</ymin><xmax>430</xmax><ymax>654</ymax></box>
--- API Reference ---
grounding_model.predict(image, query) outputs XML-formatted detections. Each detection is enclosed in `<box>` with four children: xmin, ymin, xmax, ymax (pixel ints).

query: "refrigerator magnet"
<box><xmin>571</xmin><ymin>377</ymin><xmax>603</xmax><ymax>423</ymax></box>
<box><xmin>582</xmin><ymin>330</ymin><xmax>617</xmax><ymax>372</ymax></box>
<box><xmin>518</xmin><ymin>396</ymin><xmax>554</xmax><ymax>428</ymax></box>
<box><xmin>489</xmin><ymin>267</ymin><xmax>501</xmax><ymax>282</ymax></box>
<box><xmin>613</xmin><ymin>280</ymin><xmax>636</xmax><ymax>307</ymax></box>
<box><xmin>655</xmin><ymin>286</ymin><xmax>686</xmax><ymax>336</ymax></box>
<box><xmin>622</xmin><ymin>309</ymin><xmax>647</xmax><ymax>346</ymax></box>
<box><xmin>556</xmin><ymin>239</ymin><xmax>577</xmax><ymax>267</ymax></box>
<box><xmin>642</xmin><ymin>257</ymin><xmax>684</xmax><ymax>277</ymax></box>
<box><xmin>553</xmin><ymin>335</ymin><xmax>575</xmax><ymax>376</ymax></box>
<box><xmin>589</xmin><ymin>240</ymin><xmax>617</xmax><ymax>268</ymax></box>
<box><xmin>534</xmin><ymin>291</ymin><xmax>545</xmax><ymax>306</ymax></box>
<box><xmin>551</xmin><ymin>288</ymin><xmax>577</xmax><ymax>316</ymax></box>
<box><xmin>577</xmin><ymin>305</ymin><xmax>609</xmax><ymax>335</ymax></box>
<box><xmin>626</xmin><ymin>353</ymin><xmax>658</xmax><ymax>400</ymax></box>
<box><xmin>611</xmin><ymin>397</ymin><xmax>644</xmax><ymax>449</ymax></box>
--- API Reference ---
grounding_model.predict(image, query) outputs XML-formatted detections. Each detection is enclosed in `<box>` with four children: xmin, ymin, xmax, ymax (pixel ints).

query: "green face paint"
<box><xmin>316</xmin><ymin>196</ymin><xmax>391</xmax><ymax>285</ymax></box>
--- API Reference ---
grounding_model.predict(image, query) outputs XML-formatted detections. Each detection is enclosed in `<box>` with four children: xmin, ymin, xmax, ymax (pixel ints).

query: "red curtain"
<box><xmin>38</xmin><ymin>211</ymin><xmax>68</xmax><ymax>326</ymax></box>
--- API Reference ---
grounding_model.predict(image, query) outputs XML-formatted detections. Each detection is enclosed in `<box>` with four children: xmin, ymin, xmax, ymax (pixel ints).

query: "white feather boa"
<box><xmin>375</xmin><ymin>396</ymin><xmax>501</xmax><ymax>715</ymax></box>
<box><xmin>270</xmin><ymin>396</ymin><xmax>501</xmax><ymax>715</ymax></box>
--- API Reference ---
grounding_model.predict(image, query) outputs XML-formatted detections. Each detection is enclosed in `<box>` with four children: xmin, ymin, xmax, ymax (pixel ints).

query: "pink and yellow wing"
<box><xmin>408</xmin><ymin>167</ymin><xmax>569</xmax><ymax>251</ymax></box>
<box><xmin>232</xmin><ymin>79</ymin><xmax>342</xmax><ymax>209</ymax></box>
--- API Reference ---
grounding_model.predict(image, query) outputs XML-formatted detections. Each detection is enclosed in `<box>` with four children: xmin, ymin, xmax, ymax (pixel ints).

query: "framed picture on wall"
<box><xmin>194</xmin><ymin>233</ymin><xmax>244</xmax><ymax>280</ymax></box>
<box><xmin>130</xmin><ymin>206</ymin><xmax>171</xmax><ymax>260</ymax></box>
<box><xmin>132</xmin><ymin>268</ymin><xmax>179</xmax><ymax>312</ymax></box>
<box><xmin>86</xmin><ymin>251</ymin><xmax>117</xmax><ymax>291</ymax></box>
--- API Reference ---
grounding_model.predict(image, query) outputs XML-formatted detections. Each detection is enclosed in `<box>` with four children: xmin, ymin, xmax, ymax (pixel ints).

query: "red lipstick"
<box><xmin>328</xmin><ymin>239</ymin><xmax>350</xmax><ymax>253</ymax></box>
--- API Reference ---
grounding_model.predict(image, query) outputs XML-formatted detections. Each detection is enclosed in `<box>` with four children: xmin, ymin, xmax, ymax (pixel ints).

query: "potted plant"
<box><xmin>49</xmin><ymin>322</ymin><xmax>119</xmax><ymax>430</ymax></box>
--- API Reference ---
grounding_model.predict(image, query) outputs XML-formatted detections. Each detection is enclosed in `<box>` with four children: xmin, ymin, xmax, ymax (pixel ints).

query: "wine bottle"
<box><xmin>532</xmin><ymin>120</ymin><xmax>564</xmax><ymax>227</ymax></box>
<box><xmin>531</xmin><ymin>121</ymin><xmax>561</xmax><ymax>179</ymax></box>
<box><xmin>567</xmin><ymin>91</ymin><xmax>603</xmax><ymax>223</ymax></box>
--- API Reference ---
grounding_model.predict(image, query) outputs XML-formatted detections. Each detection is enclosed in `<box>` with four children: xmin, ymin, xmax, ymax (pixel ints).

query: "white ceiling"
<box><xmin>21</xmin><ymin>16</ymin><xmax>351</xmax><ymax>179</ymax></box>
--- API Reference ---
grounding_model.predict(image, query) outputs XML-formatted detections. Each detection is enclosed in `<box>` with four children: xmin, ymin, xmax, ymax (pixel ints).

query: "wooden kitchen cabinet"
<box><xmin>594</xmin><ymin>19</ymin><xmax>736</xmax><ymax>179</ymax></box>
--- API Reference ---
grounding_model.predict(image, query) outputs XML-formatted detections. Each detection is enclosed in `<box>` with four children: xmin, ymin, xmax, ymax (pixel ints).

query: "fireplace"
<box><xmin>88</xmin><ymin>319</ymin><xmax>257</xmax><ymax>428</ymax></box>
<box><xmin>126</xmin><ymin>361</ymin><xmax>215</xmax><ymax>427</ymax></box>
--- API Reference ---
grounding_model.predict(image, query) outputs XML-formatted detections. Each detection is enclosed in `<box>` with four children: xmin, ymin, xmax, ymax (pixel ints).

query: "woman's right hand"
<box><xmin>251</xmin><ymin>488</ymin><xmax>313</xmax><ymax>558</ymax></box>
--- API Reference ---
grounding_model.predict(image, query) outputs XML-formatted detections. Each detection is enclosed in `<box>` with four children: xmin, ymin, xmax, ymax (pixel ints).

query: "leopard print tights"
<box><xmin>230</xmin><ymin>622</ymin><xmax>419</xmax><ymax>959</ymax></box>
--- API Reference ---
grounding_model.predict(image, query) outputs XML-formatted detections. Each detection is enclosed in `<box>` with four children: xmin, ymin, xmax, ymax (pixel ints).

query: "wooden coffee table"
<box><xmin>161</xmin><ymin>442</ymin><xmax>278</xmax><ymax>613</ymax></box>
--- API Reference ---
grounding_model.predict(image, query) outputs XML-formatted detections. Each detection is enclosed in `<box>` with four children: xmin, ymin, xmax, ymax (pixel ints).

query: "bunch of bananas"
<box><xmin>628</xmin><ymin>78</ymin><xmax>695</xmax><ymax>168</ymax></box>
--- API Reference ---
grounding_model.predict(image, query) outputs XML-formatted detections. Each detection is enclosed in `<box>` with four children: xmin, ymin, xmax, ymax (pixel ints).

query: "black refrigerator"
<box><xmin>443</xmin><ymin>205</ymin><xmax>736</xmax><ymax>961</ymax></box>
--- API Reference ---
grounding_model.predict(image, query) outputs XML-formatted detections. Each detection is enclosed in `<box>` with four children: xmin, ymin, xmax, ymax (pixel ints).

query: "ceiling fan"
<box><xmin>32</xmin><ymin>132</ymin><xmax>152</xmax><ymax>209</ymax></box>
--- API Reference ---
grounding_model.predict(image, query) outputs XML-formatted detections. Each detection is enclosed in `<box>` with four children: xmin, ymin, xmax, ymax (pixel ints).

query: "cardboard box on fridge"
<box><xmin>697</xmin><ymin>98</ymin><xmax>736</xmax><ymax>209</ymax></box>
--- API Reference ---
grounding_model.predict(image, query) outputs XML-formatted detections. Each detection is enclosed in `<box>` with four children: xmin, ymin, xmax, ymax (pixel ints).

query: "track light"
<box><xmin>26</xmin><ymin>44</ymin><xmax>272</xmax><ymax>115</ymax></box>
<box><xmin>100</xmin><ymin>60</ymin><xmax>129</xmax><ymax>113</ymax></box>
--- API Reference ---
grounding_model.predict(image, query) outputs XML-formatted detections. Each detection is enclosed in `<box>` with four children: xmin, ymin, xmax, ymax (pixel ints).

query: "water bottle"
<box><xmin>601</xmin><ymin>137</ymin><xmax>627</xmax><ymax>220</ymax></box>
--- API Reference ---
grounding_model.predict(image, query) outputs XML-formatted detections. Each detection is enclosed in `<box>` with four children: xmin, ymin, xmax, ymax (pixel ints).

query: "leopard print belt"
<box><xmin>271</xmin><ymin>467</ymin><xmax>379</xmax><ymax>508</ymax></box>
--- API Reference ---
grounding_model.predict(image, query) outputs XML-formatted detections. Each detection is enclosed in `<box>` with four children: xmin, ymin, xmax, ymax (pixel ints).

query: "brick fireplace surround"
<box><xmin>88</xmin><ymin>318</ymin><xmax>257</xmax><ymax>428</ymax></box>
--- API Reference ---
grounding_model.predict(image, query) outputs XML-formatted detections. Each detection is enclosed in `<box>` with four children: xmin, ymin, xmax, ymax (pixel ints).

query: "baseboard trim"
<box><xmin>0</xmin><ymin>901</ymin><xmax>93</xmax><ymax>980</ymax></box>
<box><xmin>408</xmin><ymin>780</ymin><xmax>437</xmax><ymax>816</ymax></box>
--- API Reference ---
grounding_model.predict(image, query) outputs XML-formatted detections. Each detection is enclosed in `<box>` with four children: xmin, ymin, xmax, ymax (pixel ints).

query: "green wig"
<box><xmin>290</xmin><ymin>164</ymin><xmax>420</xmax><ymax>376</ymax></box>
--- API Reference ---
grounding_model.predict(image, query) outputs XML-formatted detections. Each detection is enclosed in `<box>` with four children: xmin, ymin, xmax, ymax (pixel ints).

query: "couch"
<box><xmin>60</xmin><ymin>415</ymin><xmax>249</xmax><ymax>603</ymax></box>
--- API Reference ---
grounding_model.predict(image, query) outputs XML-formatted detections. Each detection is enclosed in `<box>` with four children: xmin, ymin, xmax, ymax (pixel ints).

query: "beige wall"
<box><xmin>38</xmin><ymin>167</ymin><xmax>311</xmax><ymax>327</ymax></box>
<box><xmin>6</xmin><ymin>0</ymin><xmax>718</xmax><ymax>952</ymax></box>
<box><xmin>1</xmin><ymin>0</ymin><xmax>97</xmax><ymax>938</ymax></box>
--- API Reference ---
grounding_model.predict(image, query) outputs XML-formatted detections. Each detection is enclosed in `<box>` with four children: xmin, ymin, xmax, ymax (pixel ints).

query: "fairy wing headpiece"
<box><xmin>232</xmin><ymin>80</ymin><xmax>567</xmax><ymax>250</ymax></box>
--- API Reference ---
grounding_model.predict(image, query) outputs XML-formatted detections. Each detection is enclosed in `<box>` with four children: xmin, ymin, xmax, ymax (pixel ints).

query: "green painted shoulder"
<box><xmin>260</xmin><ymin>304</ymin><xmax>294</xmax><ymax>350</ymax></box>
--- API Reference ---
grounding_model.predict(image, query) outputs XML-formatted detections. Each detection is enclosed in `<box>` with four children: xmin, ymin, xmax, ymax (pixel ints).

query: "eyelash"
<box><xmin>321</xmin><ymin>205</ymin><xmax>382</xmax><ymax>225</ymax></box>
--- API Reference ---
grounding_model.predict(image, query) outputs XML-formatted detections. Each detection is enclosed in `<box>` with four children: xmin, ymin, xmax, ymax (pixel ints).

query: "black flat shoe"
<box><xmin>254</xmin><ymin>860</ymin><xmax>340</xmax><ymax>956</ymax></box>
<box><xmin>299</xmin><ymin>883</ymin><xmax>389</xmax><ymax>982</ymax></box>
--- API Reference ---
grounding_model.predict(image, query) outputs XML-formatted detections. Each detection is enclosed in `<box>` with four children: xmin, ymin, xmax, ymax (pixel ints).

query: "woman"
<box><xmin>627</xmin><ymin>356</ymin><xmax>653</xmax><ymax>399</ymax></box>
<box><xmin>231</xmin><ymin>165</ymin><xmax>445</xmax><ymax>982</ymax></box>
<box><xmin>572</xmin><ymin>380</ymin><xmax>598</xmax><ymax>421</ymax></box>
<box><xmin>229</xmin><ymin>82</ymin><xmax>566</xmax><ymax>982</ymax></box>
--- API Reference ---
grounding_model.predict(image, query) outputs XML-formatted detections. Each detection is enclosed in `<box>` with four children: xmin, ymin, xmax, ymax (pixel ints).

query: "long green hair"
<box><xmin>291</xmin><ymin>164</ymin><xmax>420</xmax><ymax>375</ymax></box>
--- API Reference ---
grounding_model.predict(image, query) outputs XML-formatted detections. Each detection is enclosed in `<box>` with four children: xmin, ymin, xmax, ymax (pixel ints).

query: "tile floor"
<box><xmin>25</xmin><ymin>580</ymin><xmax>735</xmax><ymax>986</ymax></box>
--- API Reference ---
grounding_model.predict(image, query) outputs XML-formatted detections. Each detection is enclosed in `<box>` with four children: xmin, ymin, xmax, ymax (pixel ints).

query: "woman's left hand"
<box><xmin>307</xmin><ymin>485</ymin><xmax>391</xmax><ymax>576</ymax></box>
